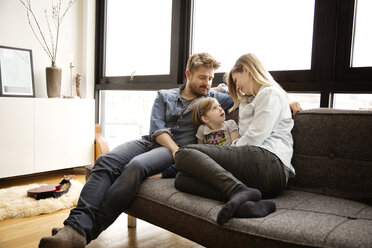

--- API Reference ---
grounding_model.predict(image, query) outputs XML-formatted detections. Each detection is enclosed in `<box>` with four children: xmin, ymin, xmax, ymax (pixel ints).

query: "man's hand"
<box><xmin>155</xmin><ymin>133</ymin><xmax>179</xmax><ymax>159</ymax></box>
<box><xmin>290</xmin><ymin>101</ymin><xmax>302</xmax><ymax>116</ymax></box>
<box><xmin>147</xmin><ymin>133</ymin><xmax>179</xmax><ymax>179</ymax></box>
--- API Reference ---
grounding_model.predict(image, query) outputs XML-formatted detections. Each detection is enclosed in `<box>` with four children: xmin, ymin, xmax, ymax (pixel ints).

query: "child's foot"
<box><xmin>39</xmin><ymin>225</ymin><xmax>86</xmax><ymax>248</ymax></box>
<box><xmin>217</xmin><ymin>185</ymin><xmax>261</xmax><ymax>224</ymax></box>
<box><xmin>234</xmin><ymin>200</ymin><xmax>276</xmax><ymax>218</ymax></box>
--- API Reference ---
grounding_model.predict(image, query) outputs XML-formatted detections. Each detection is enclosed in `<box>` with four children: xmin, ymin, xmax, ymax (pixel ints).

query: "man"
<box><xmin>39</xmin><ymin>53</ymin><xmax>234</xmax><ymax>248</ymax></box>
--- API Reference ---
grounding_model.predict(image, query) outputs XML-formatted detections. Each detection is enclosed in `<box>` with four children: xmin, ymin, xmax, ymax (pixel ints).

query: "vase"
<box><xmin>46</xmin><ymin>66</ymin><xmax>62</xmax><ymax>98</ymax></box>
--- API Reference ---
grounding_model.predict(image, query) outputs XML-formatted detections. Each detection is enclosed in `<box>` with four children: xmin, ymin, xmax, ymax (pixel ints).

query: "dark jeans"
<box><xmin>161</xmin><ymin>163</ymin><xmax>179</xmax><ymax>178</ymax></box>
<box><xmin>174</xmin><ymin>144</ymin><xmax>287</xmax><ymax>202</ymax></box>
<box><xmin>64</xmin><ymin>138</ymin><xmax>173</xmax><ymax>243</ymax></box>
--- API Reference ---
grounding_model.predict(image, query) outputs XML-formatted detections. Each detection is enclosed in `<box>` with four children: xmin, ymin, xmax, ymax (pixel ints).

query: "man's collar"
<box><xmin>177</xmin><ymin>84</ymin><xmax>187</xmax><ymax>100</ymax></box>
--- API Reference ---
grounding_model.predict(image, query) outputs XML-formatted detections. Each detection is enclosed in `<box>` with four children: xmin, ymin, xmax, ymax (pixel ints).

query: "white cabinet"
<box><xmin>0</xmin><ymin>98</ymin><xmax>35</xmax><ymax>177</ymax></box>
<box><xmin>0</xmin><ymin>98</ymin><xmax>95</xmax><ymax>178</ymax></box>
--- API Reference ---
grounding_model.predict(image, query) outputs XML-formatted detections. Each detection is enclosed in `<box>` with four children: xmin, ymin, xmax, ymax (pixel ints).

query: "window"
<box><xmin>288</xmin><ymin>93</ymin><xmax>320</xmax><ymax>110</ymax></box>
<box><xmin>333</xmin><ymin>94</ymin><xmax>372</xmax><ymax>110</ymax></box>
<box><xmin>96</xmin><ymin>0</ymin><xmax>372</xmax><ymax>125</ymax></box>
<box><xmin>192</xmin><ymin>0</ymin><xmax>315</xmax><ymax>72</ymax></box>
<box><xmin>105</xmin><ymin>0</ymin><xmax>172</xmax><ymax>77</ymax></box>
<box><xmin>334</xmin><ymin>0</ymin><xmax>372</xmax><ymax>85</ymax></box>
<box><xmin>351</xmin><ymin>0</ymin><xmax>372</xmax><ymax>67</ymax></box>
<box><xmin>100</xmin><ymin>90</ymin><xmax>157</xmax><ymax>149</ymax></box>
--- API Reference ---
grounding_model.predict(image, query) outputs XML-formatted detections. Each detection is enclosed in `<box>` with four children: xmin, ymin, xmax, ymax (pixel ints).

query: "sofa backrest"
<box><xmin>227</xmin><ymin>108</ymin><xmax>372</xmax><ymax>204</ymax></box>
<box><xmin>288</xmin><ymin>108</ymin><xmax>372</xmax><ymax>204</ymax></box>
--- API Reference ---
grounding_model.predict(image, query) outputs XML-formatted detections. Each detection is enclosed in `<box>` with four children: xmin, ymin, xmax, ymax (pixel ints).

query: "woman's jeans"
<box><xmin>174</xmin><ymin>144</ymin><xmax>287</xmax><ymax>202</ymax></box>
<box><xmin>64</xmin><ymin>138</ymin><xmax>173</xmax><ymax>243</ymax></box>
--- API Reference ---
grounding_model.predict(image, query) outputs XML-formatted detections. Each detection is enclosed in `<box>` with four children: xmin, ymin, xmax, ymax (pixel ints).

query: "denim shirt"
<box><xmin>149</xmin><ymin>84</ymin><xmax>233</xmax><ymax>146</ymax></box>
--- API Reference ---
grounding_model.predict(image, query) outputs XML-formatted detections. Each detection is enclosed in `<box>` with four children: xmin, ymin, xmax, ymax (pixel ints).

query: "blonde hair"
<box><xmin>225</xmin><ymin>53</ymin><xmax>287</xmax><ymax>112</ymax></box>
<box><xmin>192</xmin><ymin>97</ymin><xmax>216</xmax><ymax>127</ymax></box>
<box><xmin>186</xmin><ymin>53</ymin><xmax>221</xmax><ymax>73</ymax></box>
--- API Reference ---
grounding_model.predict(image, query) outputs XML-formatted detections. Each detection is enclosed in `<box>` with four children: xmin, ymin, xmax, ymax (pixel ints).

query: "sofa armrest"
<box><xmin>95</xmin><ymin>124</ymin><xmax>110</xmax><ymax>160</ymax></box>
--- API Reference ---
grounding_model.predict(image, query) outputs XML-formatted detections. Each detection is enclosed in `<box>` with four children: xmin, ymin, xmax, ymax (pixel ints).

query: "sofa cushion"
<box><xmin>289</xmin><ymin>109</ymin><xmax>372</xmax><ymax>204</ymax></box>
<box><xmin>125</xmin><ymin>178</ymin><xmax>372</xmax><ymax>248</ymax></box>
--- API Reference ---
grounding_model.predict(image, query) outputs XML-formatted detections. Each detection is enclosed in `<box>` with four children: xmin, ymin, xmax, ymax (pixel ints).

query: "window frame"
<box><xmin>334</xmin><ymin>0</ymin><xmax>372</xmax><ymax>89</ymax></box>
<box><xmin>95</xmin><ymin>0</ymin><xmax>192</xmax><ymax>91</ymax></box>
<box><xmin>95</xmin><ymin>0</ymin><xmax>372</xmax><ymax>118</ymax></box>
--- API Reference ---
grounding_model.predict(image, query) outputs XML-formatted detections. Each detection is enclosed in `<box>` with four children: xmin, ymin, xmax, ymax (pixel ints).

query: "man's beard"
<box><xmin>189</xmin><ymin>80</ymin><xmax>210</xmax><ymax>97</ymax></box>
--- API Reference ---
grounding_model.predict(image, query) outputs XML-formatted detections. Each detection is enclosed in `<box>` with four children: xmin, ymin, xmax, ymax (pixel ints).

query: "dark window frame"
<box><xmin>95</xmin><ymin>0</ymin><xmax>191</xmax><ymax>90</ymax></box>
<box><xmin>334</xmin><ymin>0</ymin><xmax>372</xmax><ymax>89</ymax></box>
<box><xmin>95</xmin><ymin>0</ymin><xmax>372</xmax><ymax>118</ymax></box>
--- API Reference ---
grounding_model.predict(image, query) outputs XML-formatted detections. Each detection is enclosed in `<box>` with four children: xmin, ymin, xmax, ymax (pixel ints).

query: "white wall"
<box><xmin>0</xmin><ymin>0</ymin><xmax>95</xmax><ymax>99</ymax></box>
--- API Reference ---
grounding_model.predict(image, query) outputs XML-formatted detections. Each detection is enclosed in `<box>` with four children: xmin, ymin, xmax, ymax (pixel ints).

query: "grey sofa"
<box><xmin>86</xmin><ymin>108</ymin><xmax>372</xmax><ymax>247</ymax></box>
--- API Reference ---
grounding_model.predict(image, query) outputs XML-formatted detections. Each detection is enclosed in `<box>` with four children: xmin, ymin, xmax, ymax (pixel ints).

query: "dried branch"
<box><xmin>19</xmin><ymin>0</ymin><xmax>76</xmax><ymax>66</ymax></box>
<box><xmin>20</xmin><ymin>0</ymin><xmax>54</xmax><ymax>61</ymax></box>
<box><xmin>45</xmin><ymin>9</ymin><xmax>55</xmax><ymax>63</ymax></box>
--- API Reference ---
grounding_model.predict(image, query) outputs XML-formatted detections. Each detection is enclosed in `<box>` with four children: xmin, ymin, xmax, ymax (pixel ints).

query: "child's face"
<box><xmin>202</xmin><ymin>99</ymin><xmax>226</xmax><ymax>126</ymax></box>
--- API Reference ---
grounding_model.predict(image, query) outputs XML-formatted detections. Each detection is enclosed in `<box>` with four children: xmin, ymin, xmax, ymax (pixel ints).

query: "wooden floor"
<box><xmin>0</xmin><ymin>168</ymin><xmax>203</xmax><ymax>248</ymax></box>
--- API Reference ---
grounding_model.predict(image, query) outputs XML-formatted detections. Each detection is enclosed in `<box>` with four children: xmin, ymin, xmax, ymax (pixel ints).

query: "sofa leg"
<box><xmin>128</xmin><ymin>215</ymin><xmax>137</xmax><ymax>228</ymax></box>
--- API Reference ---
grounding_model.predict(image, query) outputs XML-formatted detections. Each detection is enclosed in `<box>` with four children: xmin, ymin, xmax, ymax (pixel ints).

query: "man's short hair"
<box><xmin>186</xmin><ymin>52</ymin><xmax>221</xmax><ymax>73</ymax></box>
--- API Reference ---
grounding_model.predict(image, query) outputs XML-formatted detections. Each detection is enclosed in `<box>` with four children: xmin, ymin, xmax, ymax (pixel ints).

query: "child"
<box><xmin>161</xmin><ymin>97</ymin><xmax>239</xmax><ymax>178</ymax></box>
<box><xmin>193</xmin><ymin>97</ymin><xmax>239</xmax><ymax>145</ymax></box>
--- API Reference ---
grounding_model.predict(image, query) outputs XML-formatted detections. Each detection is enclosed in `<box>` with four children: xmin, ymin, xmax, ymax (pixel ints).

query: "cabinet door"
<box><xmin>34</xmin><ymin>99</ymin><xmax>94</xmax><ymax>172</ymax></box>
<box><xmin>0</xmin><ymin>98</ymin><xmax>34</xmax><ymax>178</ymax></box>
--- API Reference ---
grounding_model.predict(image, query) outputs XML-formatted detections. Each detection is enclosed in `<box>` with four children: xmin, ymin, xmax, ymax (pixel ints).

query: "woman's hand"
<box><xmin>290</xmin><ymin>101</ymin><xmax>302</xmax><ymax>116</ymax></box>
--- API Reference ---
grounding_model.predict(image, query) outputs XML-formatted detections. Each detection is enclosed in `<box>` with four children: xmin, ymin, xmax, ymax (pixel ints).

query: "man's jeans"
<box><xmin>64</xmin><ymin>138</ymin><xmax>173</xmax><ymax>243</ymax></box>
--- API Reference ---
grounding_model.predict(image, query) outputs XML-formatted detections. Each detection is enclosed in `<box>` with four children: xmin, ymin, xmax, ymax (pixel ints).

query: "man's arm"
<box><xmin>149</xmin><ymin>132</ymin><xmax>179</xmax><ymax>179</ymax></box>
<box><xmin>148</xmin><ymin>91</ymin><xmax>178</xmax><ymax>179</ymax></box>
<box><xmin>150</xmin><ymin>92</ymin><xmax>171</xmax><ymax>137</ymax></box>
<box><xmin>150</xmin><ymin>91</ymin><xmax>178</xmax><ymax>155</ymax></box>
<box><xmin>155</xmin><ymin>133</ymin><xmax>179</xmax><ymax>158</ymax></box>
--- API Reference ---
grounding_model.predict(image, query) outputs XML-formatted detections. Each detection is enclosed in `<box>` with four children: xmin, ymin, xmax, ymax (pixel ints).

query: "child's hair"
<box><xmin>192</xmin><ymin>97</ymin><xmax>216</xmax><ymax>127</ymax></box>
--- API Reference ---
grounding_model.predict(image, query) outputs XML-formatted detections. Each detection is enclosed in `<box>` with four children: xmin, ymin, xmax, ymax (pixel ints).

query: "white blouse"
<box><xmin>233</xmin><ymin>86</ymin><xmax>295</xmax><ymax>176</ymax></box>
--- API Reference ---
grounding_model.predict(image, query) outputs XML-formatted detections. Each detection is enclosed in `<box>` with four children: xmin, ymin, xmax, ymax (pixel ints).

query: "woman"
<box><xmin>174</xmin><ymin>53</ymin><xmax>295</xmax><ymax>224</ymax></box>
